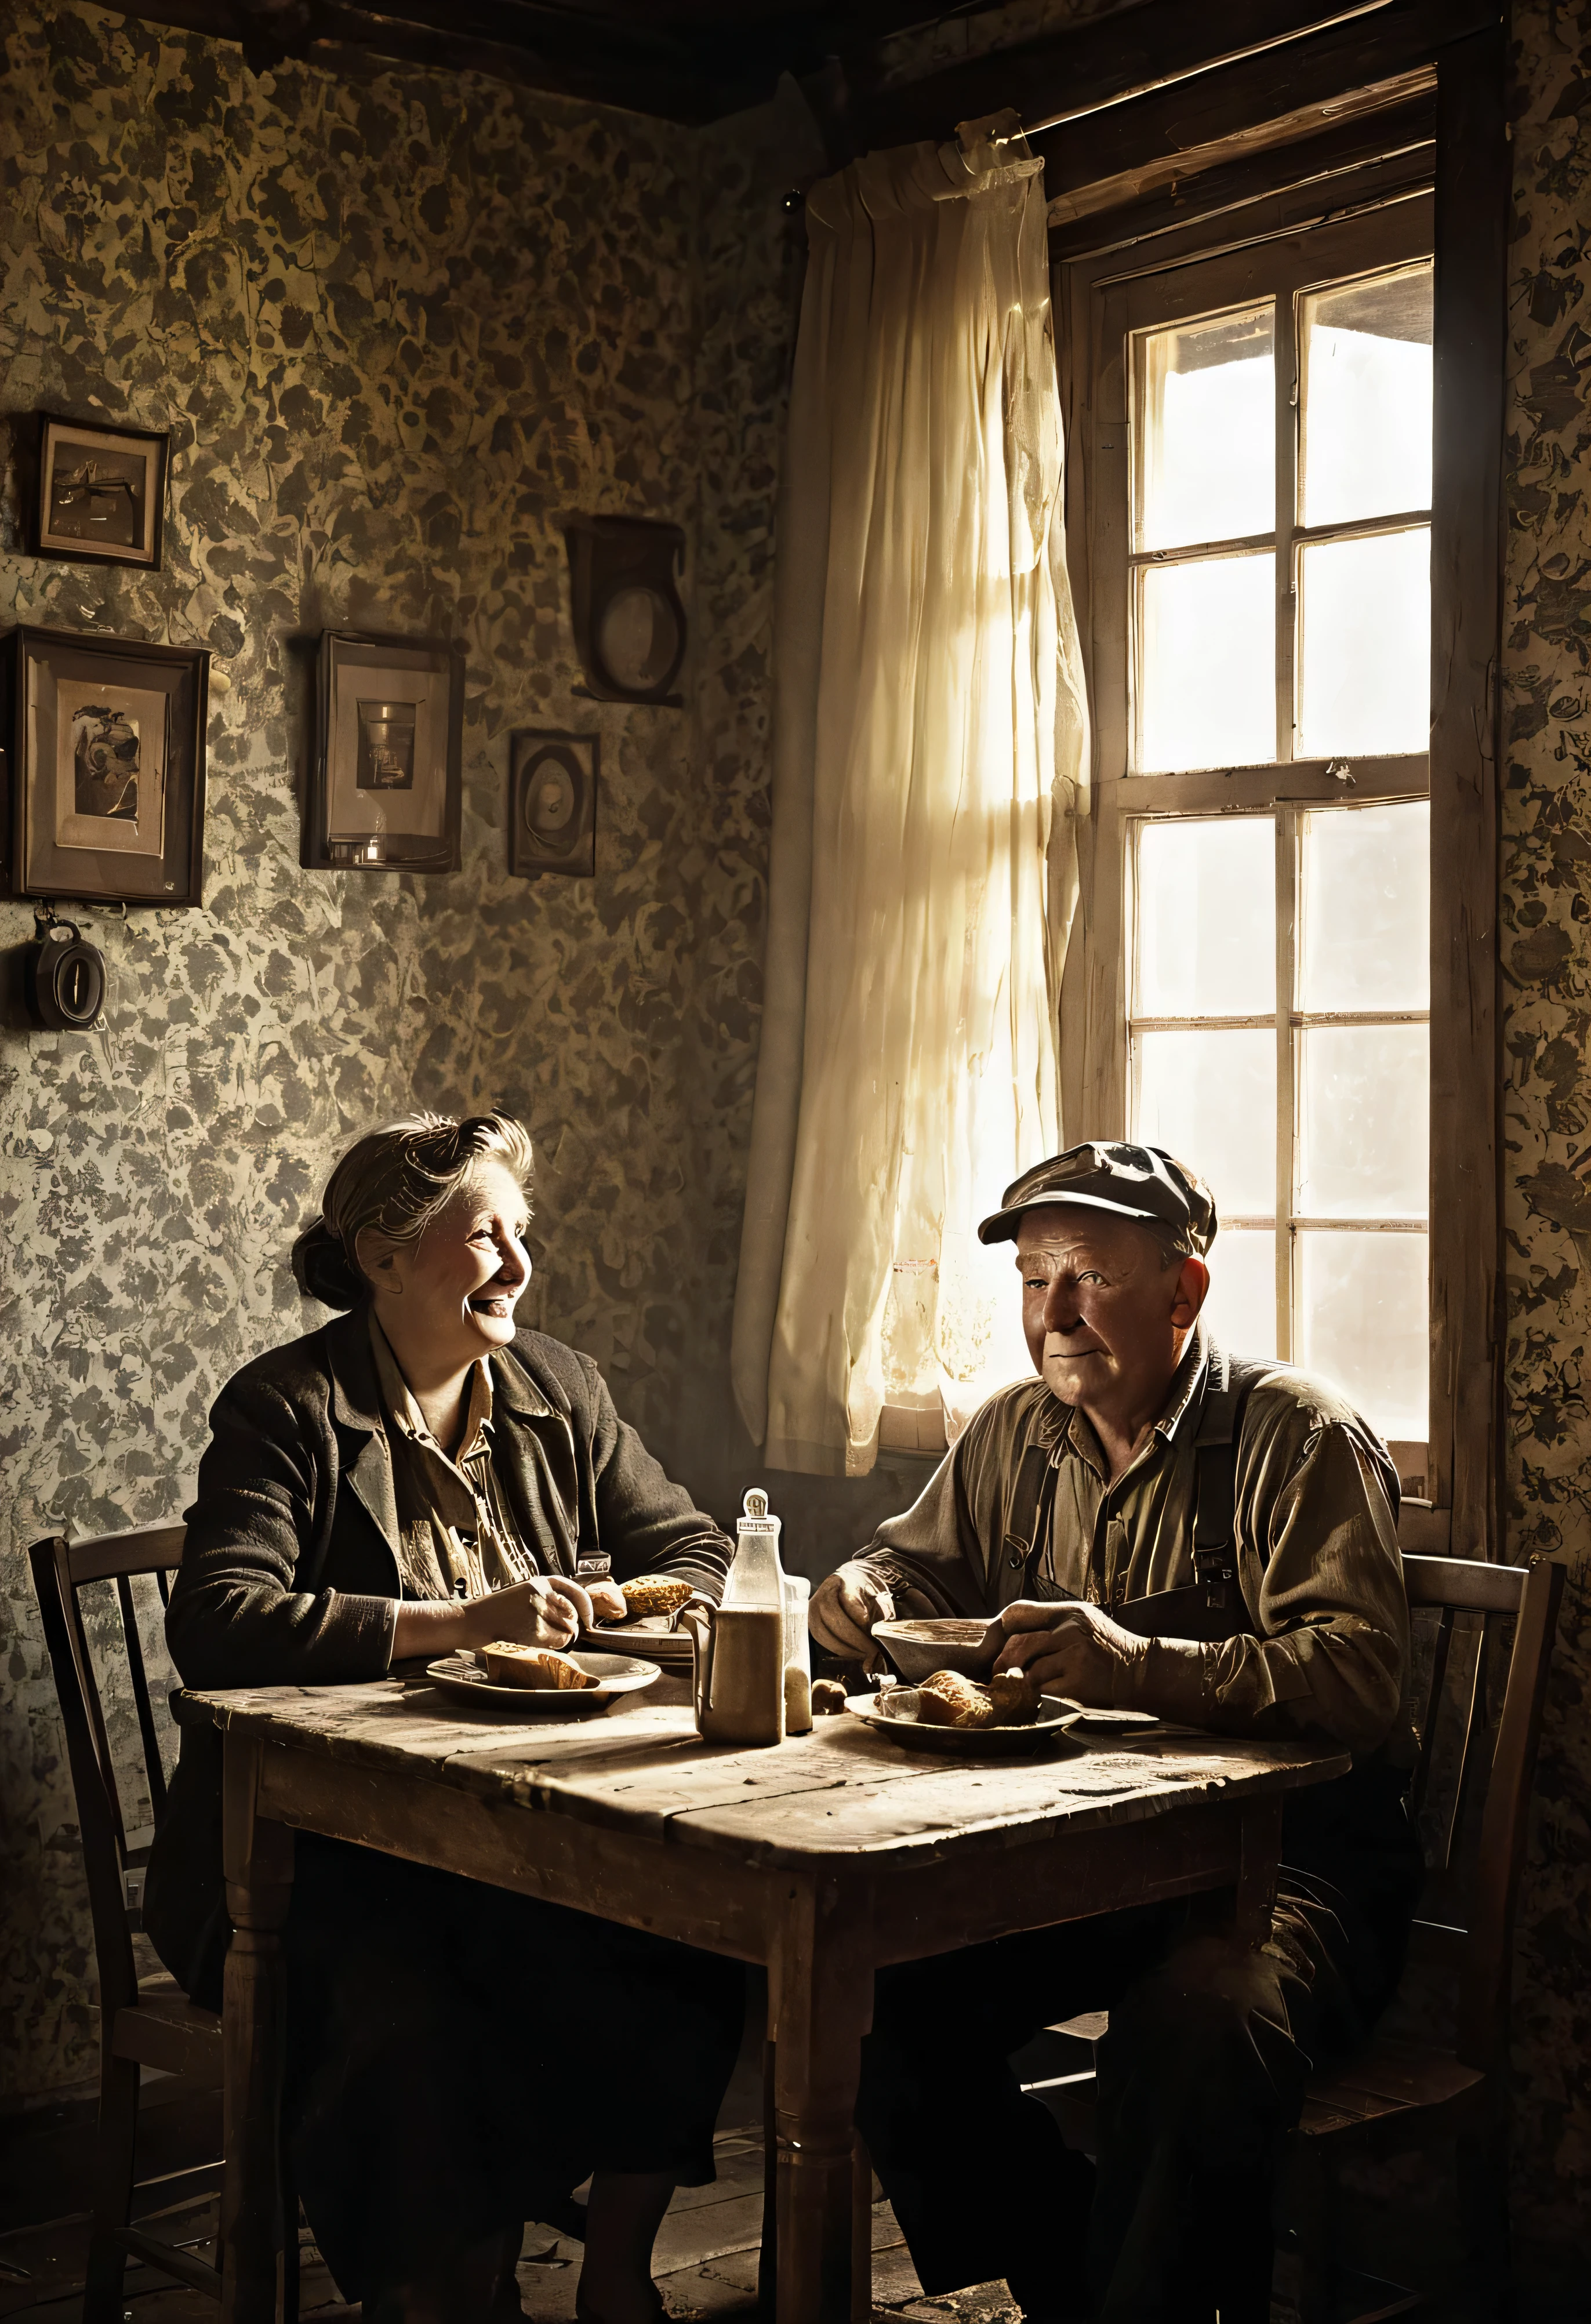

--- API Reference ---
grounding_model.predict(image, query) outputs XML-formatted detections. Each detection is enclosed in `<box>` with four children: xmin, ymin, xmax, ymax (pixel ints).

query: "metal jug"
<box><xmin>679</xmin><ymin>1603</ymin><xmax>786</xmax><ymax>1746</ymax></box>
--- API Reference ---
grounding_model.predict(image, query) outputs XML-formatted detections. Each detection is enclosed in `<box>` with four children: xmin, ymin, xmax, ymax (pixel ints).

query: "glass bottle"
<box><xmin>722</xmin><ymin>1487</ymin><xmax>784</xmax><ymax>1610</ymax></box>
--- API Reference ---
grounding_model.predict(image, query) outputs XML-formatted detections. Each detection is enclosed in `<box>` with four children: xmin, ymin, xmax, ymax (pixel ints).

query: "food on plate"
<box><xmin>914</xmin><ymin>1666</ymin><xmax>1041</xmax><ymax>1730</ymax></box>
<box><xmin>811</xmin><ymin>1678</ymin><xmax>848</xmax><ymax>1716</ymax></box>
<box><xmin>915</xmin><ymin>1669</ymin><xmax>995</xmax><ymax>1729</ymax></box>
<box><xmin>481</xmin><ymin>1643</ymin><xmax>599</xmax><ymax>1690</ymax></box>
<box><xmin>987</xmin><ymin>1668</ymin><xmax>1041</xmax><ymax>1726</ymax></box>
<box><xmin>618</xmin><ymin>1574</ymin><xmax>693</xmax><ymax>1620</ymax></box>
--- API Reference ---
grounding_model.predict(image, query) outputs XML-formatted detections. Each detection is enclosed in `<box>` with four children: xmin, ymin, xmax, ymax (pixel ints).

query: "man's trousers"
<box><xmin>853</xmin><ymin>1869</ymin><xmax>1407</xmax><ymax>2323</ymax></box>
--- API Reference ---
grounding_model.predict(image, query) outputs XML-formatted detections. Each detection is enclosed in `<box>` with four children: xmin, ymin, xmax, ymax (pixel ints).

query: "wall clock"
<box><xmin>563</xmin><ymin>515</ymin><xmax>686</xmax><ymax>706</ymax></box>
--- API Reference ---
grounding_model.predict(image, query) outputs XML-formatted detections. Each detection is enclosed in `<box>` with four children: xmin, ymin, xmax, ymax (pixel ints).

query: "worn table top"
<box><xmin>181</xmin><ymin>1675</ymin><xmax>1350</xmax><ymax>1874</ymax></box>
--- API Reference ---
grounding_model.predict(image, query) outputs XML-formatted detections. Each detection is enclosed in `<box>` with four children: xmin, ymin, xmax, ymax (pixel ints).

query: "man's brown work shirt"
<box><xmin>856</xmin><ymin>1327</ymin><xmax>1413</xmax><ymax>1756</ymax></box>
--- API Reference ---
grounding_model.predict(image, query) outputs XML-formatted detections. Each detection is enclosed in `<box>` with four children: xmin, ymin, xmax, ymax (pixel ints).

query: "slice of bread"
<box><xmin>619</xmin><ymin>1574</ymin><xmax>693</xmax><ymax>1619</ymax></box>
<box><xmin>481</xmin><ymin>1643</ymin><xmax>598</xmax><ymax>1690</ymax></box>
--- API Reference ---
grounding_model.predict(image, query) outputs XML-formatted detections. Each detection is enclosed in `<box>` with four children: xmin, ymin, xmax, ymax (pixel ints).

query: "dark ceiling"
<box><xmin>106</xmin><ymin>0</ymin><xmax>1001</xmax><ymax>119</ymax></box>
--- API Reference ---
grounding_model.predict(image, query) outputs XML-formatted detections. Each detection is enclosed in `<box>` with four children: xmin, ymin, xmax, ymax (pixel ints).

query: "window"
<box><xmin>1130</xmin><ymin>800</ymin><xmax>1431</xmax><ymax>1448</ymax></box>
<box><xmin>1063</xmin><ymin>194</ymin><xmax>1436</xmax><ymax>1485</ymax></box>
<box><xmin>1130</xmin><ymin>258</ymin><xmax>1433</xmax><ymax>775</ymax></box>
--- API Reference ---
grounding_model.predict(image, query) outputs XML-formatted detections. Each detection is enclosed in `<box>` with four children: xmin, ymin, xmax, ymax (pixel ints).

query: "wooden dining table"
<box><xmin>184</xmin><ymin>1671</ymin><xmax>1349</xmax><ymax>2324</ymax></box>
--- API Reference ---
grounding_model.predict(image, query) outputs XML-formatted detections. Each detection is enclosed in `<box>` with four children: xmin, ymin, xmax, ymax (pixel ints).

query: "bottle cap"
<box><xmin>738</xmin><ymin>1487</ymin><xmax>779</xmax><ymax>1534</ymax></box>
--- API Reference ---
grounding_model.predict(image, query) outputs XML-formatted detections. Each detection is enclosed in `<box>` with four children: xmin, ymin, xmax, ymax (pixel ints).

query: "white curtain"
<box><xmin>731</xmin><ymin>112</ymin><xmax>1089</xmax><ymax>1477</ymax></box>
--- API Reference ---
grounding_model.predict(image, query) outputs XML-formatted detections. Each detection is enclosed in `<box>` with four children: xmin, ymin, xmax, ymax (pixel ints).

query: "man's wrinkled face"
<box><xmin>1015</xmin><ymin>1205</ymin><xmax>1208</xmax><ymax>1417</ymax></box>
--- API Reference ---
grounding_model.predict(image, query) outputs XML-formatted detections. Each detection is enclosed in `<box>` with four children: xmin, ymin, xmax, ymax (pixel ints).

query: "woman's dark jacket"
<box><xmin>146</xmin><ymin>1312</ymin><xmax>732</xmax><ymax>1997</ymax></box>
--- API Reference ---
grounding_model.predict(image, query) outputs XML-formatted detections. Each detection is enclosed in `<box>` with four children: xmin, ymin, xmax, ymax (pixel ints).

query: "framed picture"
<box><xmin>2</xmin><ymin>625</ymin><xmax>209</xmax><ymax>906</ymax></box>
<box><xmin>508</xmin><ymin>729</ymin><xmax>597</xmax><ymax>878</ymax></box>
<box><xmin>34</xmin><ymin>413</ymin><xmax>169</xmax><ymax>571</ymax></box>
<box><xmin>308</xmin><ymin>630</ymin><xmax>464</xmax><ymax>873</ymax></box>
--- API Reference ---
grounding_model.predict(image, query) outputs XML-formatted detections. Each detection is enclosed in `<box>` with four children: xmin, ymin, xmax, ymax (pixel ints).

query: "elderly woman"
<box><xmin>146</xmin><ymin>1113</ymin><xmax>742</xmax><ymax>2324</ymax></box>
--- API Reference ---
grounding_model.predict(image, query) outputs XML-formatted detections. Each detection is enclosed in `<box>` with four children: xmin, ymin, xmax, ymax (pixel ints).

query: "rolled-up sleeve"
<box><xmin>849</xmin><ymin>1391</ymin><xmax>1048</xmax><ymax>1613</ymax></box>
<box><xmin>167</xmin><ymin>1376</ymin><xmax>397</xmax><ymax>1689</ymax></box>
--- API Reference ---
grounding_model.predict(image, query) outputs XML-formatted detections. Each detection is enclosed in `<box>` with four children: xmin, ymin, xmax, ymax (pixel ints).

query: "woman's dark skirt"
<box><xmin>280</xmin><ymin>1835</ymin><xmax>744</xmax><ymax>2302</ymax></box>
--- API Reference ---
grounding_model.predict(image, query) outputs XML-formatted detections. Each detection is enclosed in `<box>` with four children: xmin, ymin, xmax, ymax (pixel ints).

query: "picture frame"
<box><xmin>508</xmin><ymin>729</ymin><xmax>598</xmax><ymax>878</ymax></box>
<box><xmin>308</xmin><ymin>630</ymin><xmax>464</xmax><ymax>874</ymax></box>
<box><xmin>34</xmin><ymin>413</ymin><xmax>169</xmax><ymax>571</ymax></box>
<box><xmin>1</xmin><ymin>624</ymin><xmax>209</xmax><ymax>907</ymax></box>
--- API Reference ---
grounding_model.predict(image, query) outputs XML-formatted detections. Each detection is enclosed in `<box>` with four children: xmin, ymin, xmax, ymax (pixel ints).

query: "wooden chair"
<box><xmin>30</xmin><ymin>1523</ymin><xmax>297</xmax><ymax>2324</ymax></box>
<box><xmin>1026</xmin><ymin>1551</ymin><xmax>1564</xmax><ymax>2324</ymax></box>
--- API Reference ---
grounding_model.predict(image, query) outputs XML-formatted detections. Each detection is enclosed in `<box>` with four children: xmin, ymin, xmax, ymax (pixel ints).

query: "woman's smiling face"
<box><xmin>360</xmin><ymin>1157</ymin><xmax>532</xmax><ymax>1370</ymax></box>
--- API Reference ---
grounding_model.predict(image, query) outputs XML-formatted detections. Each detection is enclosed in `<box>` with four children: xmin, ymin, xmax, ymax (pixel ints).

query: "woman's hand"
<box><xmin>462</xmin><ymin>1575</ymin><xmax>594</xmax><ymax>1648</ymax></box>
<box><xmin>584</xmin><ymin>1579</ymin><xmax>629</xmax><ymax>1626</ymax></box>
<box><xmin>392</xmin><ymin>1576</ymin><xmax>594</xmax><ymax>1664</ymax></box>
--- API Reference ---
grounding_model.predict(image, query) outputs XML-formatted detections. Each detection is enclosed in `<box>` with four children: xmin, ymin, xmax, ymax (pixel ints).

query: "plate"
<box><xmin>577</xmin><ymin>1622</ymin><xmax>695</xmax><ymax>1668</ymax></box>
<box><xmin>424</xmin><ymin>1650</ymin><xmax>662</xmax><ymax>1715</ymax></box>
<box><xmin>845</xmin><ymin>1687</ymin><xmax>1085</xmax><ymax>1756</ymax></box>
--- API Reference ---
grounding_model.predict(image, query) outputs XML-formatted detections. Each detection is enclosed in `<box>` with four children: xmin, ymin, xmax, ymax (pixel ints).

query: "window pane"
<box><xmin>1300</xmin><ymin>263</ymin><xmax>1433</xmax><ymax>528</ymax></box>
<box><xmin>1139</xmin><ymin>553</ymin><xmax>1275</xmax><ymax>773</ymax></box>
<box><xmin>1298</xmin><ymin>1024</ymin><xmax>1429</xmax><ymax>1219</ymax></box>
<box><xmin>1200</xmin><ymin>1228</ymin><xmax>1276</xmax><ymax>1361</ymax></box>
<box><xmin>1298</xmin><ymin>1229</ymin><xmax>1428</xmax><ymax>1441</ymax></box>
<box><xmin>1296</xmin><ymin>528</ymin><xmax>1429</xmax><ymax>759</ymax></box>
<box><xmin>1135</xmin><ymin>1027</ymin><xmax>1276</xmax><ymax>1217</ymax></box>
<box><xmin>1299</xmin><ymin>800</ymin><xmax>1429</xmax><ymax>1012</ymax></box>
<box><xmin>1138</xmin><ymin>304</ymin><xmax>1275</xmax><ymax>551</ymax></box>
<box><xmin>1137</xmin><ymin>818</ymin><xmax>1276</xmax><ymax>1016</ymax></box>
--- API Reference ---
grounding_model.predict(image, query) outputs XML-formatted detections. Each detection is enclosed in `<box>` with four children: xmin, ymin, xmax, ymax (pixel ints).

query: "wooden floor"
<box><xmin>0</xmin><ymin>2125</ymin><xmax>1022</xmax><ymax>2324</ymax></box>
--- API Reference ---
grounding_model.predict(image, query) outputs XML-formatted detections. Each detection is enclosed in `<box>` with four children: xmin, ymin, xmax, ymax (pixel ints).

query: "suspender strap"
<box><xmin>1192</xmin><ymin>1346</ymin><xmax>1255</xmax><ymax>1610</ymax></box>
<box><xmin>998</xmin><ymin>1442</ymin><xmax>1056</xmax><ymax>1602</ymax></box>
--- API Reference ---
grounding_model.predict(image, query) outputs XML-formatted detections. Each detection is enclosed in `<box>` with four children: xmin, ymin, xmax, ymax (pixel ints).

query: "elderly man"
<box><xmin>811</xmin><ymin>1142</ymin><xmax>1421</xmax><ymax>2324</ymax></box>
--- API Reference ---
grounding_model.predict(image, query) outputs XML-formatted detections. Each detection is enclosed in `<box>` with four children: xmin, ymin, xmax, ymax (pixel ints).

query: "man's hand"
<box><xmin>809</xmin><ymin>1564</ymin><xmax>896</xmax><ymax>1657</ymax></box>
<box><xmin>993</xmin><ymin>1598</ymin><xmax>1148</xmax><ymax>1705</ymax></box>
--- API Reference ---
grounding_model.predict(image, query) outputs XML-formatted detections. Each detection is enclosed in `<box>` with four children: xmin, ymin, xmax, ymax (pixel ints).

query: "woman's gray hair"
<box><xmin>291</xmin><ymin>1112</ymin><xmax>535</xmax><ymax>1310</ymax></box>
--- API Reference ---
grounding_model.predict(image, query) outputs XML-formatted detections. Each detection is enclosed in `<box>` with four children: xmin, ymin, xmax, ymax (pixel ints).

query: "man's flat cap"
<box><xmin>978</xmin><ymin>1141</ymin><xmax>1218</xmax><ymax>1256</ymax></box>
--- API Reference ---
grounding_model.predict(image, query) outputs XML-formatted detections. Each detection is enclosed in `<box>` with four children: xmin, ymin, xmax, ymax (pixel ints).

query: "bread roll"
<box><xmin>481</xmin><ymin>1643</ymin><xmax>598</xmax><ymax>1690</ymax></box>
<box><xmin>915</xmin><ymin>1669</ymin><xmax>994</xmax><ymax>1729</ymax></box>
<box><xmin>811</xmin><ymin>1678</ymin><xmax>848</xmax><ymax>1716</ymax></box>
<box><xmin>619</xmin><ymin>1574</ymin><xmax>693</xmax><ymax>1619</ymax></box>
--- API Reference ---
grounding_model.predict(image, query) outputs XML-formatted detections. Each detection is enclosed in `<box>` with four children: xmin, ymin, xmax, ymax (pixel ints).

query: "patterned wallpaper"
<box><xmin>0</xmin><ymin>0</ymin><xmax>820</xmax><ymax>2103</ymax></box>
<box><xmin>1501</xmin><ymin>0</ymin><xmax>1591</xmax><ymax>2290</ymax></box>
<box><xmin>5</xmin><ymin>0</ymin><xmax>1591</xmax><ymax>2290</ymax></box>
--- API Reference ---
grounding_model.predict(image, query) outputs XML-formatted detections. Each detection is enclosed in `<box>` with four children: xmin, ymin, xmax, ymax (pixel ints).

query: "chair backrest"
<box><xmin>30</xmin><ymin>1524</ymin><xmax>187</xmax><ymax>2026</ymax></box>
<box><xmin>1400</xmin><ymin>1552</ymin><xmax>1563</xmax><ymax>2072</ymax></box>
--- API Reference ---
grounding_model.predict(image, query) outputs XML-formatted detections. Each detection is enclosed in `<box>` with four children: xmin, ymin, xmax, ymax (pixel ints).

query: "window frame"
<box><xmin>1077</xmin><ymin>198</ymin><xmax>1437</xmax><ymax>1478</ymax></box>
<box><xmin>1055</xmin><ymin>41</ymin><xmax>1507</xmax><ymax>1557</ymax></box>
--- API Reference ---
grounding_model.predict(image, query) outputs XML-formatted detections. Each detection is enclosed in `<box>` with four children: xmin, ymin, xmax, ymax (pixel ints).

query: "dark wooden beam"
<box><xmin>1047</xmin><ymin>86</ymin><xmax>1436</xmax><ymax>262</ymax></box>
<box><xmin>1427</xmin><ymin>19</ymin><xmax>1508</xmax><ymax>1555</ymax></box>
<box><xmin>1031</xmin><ymin>0</ymin><xmax>1501</xmax><ymax>210</ymax></box>
<box><xmin>1045</xmin><ymin>64</ymin><xmax>1434</xmax><ymax>231</ymax></box>
<box><xmin>104</xmin><ymin>0</ymin><xmax>738</xmax><ymax>112</ymax></box>
<box><xmin>856</xmin><ymin>0</ymin><xmax>1402</xmax><ymax>146</ymax></box>
<box><xmin>97</xmin><ymin>0</ymin><xmax>969</xmax><ymax>120</ymax></box>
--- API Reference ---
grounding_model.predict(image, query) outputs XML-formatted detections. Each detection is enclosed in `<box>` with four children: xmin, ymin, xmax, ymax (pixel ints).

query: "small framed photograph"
<box><xmin>2</xmin><ymin>625</ymin><xmax>209</xmax><ymax>906</ymax></box>
<box><xmin>309</xmin><ymin>630</ymin><xmax>464</xmax><ymax>873</ymax></box>
<box><xmin>508</xmin><ymin>730</ymin><xmax>597</xmax><ymax>878</ymax></box>
<box><xmin>34</xmin><ymin>413</ymin><xmax>169</xmax><ymax>571</ymax></box>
